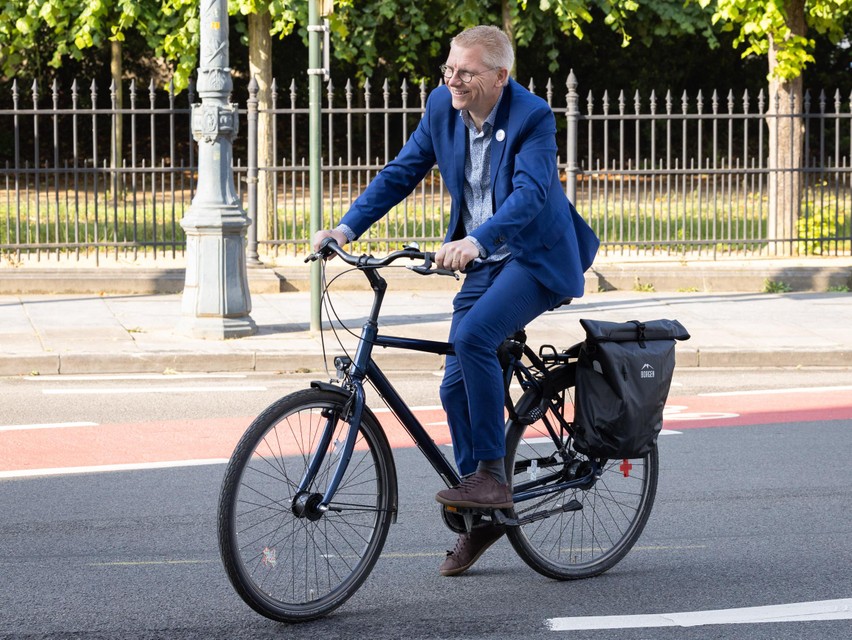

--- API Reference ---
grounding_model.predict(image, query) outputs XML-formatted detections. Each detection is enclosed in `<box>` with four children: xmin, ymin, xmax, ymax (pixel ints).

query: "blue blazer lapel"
<box><xmin>490</xmin><ymin>82</ymin><xmax>513</xmax><ymax>189</ymax></box>
<box><xmin>452</xmin><ymin>113</ymin><xmax>466</xmax><ymax>197</ymax></box>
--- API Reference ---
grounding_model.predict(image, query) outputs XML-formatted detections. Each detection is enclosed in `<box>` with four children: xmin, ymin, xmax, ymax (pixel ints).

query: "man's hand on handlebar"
<box><xmin>312</xmin><ymin>229</ymin><xmax>349</xmax><ymax>254</ymax></box>
<box><xmin>435</xmin><ymin>238</ymin><xmax>479</xmax><ymax>272</ymax></box>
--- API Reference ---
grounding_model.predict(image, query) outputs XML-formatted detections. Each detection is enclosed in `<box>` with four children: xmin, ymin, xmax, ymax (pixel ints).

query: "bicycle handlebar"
<box><xmin>305</xmin><ymin>238</ymin><xmax>459</xmax><ymax>279</ymax></box>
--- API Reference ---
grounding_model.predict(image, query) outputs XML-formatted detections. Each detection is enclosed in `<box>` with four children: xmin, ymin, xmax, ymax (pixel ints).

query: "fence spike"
<box><xmin>148</xmin><ymin>78</ymin><xmax>156</xmax><ymax>104</ymax></box>
<box><xmin>90</xmin><ymin>79</ymin><xmax>98</xmax><ymax>104</ymax></box>
<box><xmin>546</xmin><ymin>77</ymin><xmax>553</xmax><ymax>105</ymax></box>
<box><xmin>711</xmin><ymin>89</ymin><xmax>718</xmax><ymax>113</ymax></box>
<box><xmin>289</xmin><ymin>78</ymin><xmax>297</xmax><ymax>101</ymax></box>
<box><xmin>168</xmin><ymin>77</ymin><xmax>175</xmax><ymax>97</ymax></box>
<box><xmin>188</xmin><ymin>76</ymin><xmax>196</xmax><ymax>104</ymax></box>
<box><xmin>326</xmin><ymin>76</ymin><xmax>334</xmax><ymax>100</ymax></box>
<box><xmin>819</xmin><ymin>89</ymin><xmax>826</xmax><ymax>113</ymax></box>
<box><xmin>70</xmin><ymin>79</ymin><xmax>77</xmax><ymax>105</ymax></box>
<box><xmin>52</xmin><ymin>78</ymin><xmax>60</xmax><ymax>103</ymax></box>
<box><xmin>633</xmin><ymin>89</ymin><xmax>640</xmax><ymax>113</ymax></box>
<box><xmin>681</xmin><ymin>89</ymin><xmax>688</xmax><ymax>113</ymax></box>
<box><xmin>566</xmin><ymin>68</ymin><xmax>577</xmax><ymax>91</ymax></box>
<box><xmin>665</xmin><ymin>89</ymin><xmax>672</xmax><ymax>113</ymax></box>
<box><xmin>586</xmin><ymin>90</ymin><xmax>594</xmax><ymax>114</ymax></box>
<box><xmin>757</xmin><ymin>88</ymin><xmax>765</xmax><ymax>113</ymax></box>
<box><xmin>11</xmin><ymin>78</ymin><xmax>18</xmax><ymax>105</ymax></box>
<box><xmin>696</xmin><ymin>89</ymin><xmax>704</xmax><ymax>113</ymax></box>
<box><xmin>400</xmin><ymin>77</ymin><xmax>408</xmax><ymax>99</ymax></box>
<box><xmin>727</xmin><ymin>89</ymin><xmax>734</xmax><ymax>113</ymax></box>
<box><xmin>32</xmin><ymin>78</ymin><xmax>40</xmax><ymax>104</ymax></box>
<box><xmin>618</xmin><ymin>90</ymin><xmax>625</xmax><ymax>114</ymax></box>
<box><xmin>649</xmin><ymin>89</ymin><xmax>657</xmax><ymax>114</ymax></box>
<box><xmin>528</xmin><ymin>78</ymin><xmax>535</xmax><ymax>94</ymax></box>
<box><xmin>345</xmin><ymin>78</ymin><xmax>353</xmax><ymax>107</ymax></box>
<box><xmin>129</xmin><ymin>78</ymin><xmax>136</xmax><ymax>104</ymax></box>
<box><xmin>420</xmin><ymin>78</ymin><xmax>427</xmax><ymax>109</ymax></box>
<box><xmin>248</xmin><ymin>76</ymin><xmax>259</xmax><ymax>96</ymax></box>
<box><xmin>835</xmin><ymin>88</ymin><xmax>842</xmax><ymax>113</ymax></box>
<box><xmin>742</xmin><ymin>88</ymin><xmax>750</xmax><ymax>113</ymax></box>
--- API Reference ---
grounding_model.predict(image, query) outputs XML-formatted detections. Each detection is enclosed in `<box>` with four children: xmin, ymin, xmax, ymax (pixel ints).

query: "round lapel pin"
<box><xmin>496</xmin><ymin>129</ymin><xmax>505</xmax><ymax>142</ymax></box>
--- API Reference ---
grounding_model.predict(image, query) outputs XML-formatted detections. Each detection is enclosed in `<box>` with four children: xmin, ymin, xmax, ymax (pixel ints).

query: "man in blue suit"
<box><xmin>313</xmin><ymin>25</ymin><xmax>599</xmax><ymax>576</ymax></box>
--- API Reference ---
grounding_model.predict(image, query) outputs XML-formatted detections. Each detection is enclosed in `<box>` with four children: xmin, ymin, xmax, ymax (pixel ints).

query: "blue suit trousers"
<box><xmin>439</xmin><ymin>257</ymin><xmax>564</xmax><ymax>476</ymax></box>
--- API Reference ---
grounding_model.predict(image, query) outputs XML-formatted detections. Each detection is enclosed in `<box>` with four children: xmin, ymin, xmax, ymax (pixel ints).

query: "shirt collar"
<box><xmin>461</xmin><ymin>89</ymin><xmax>504</xmax><ymax>133</ymax></box>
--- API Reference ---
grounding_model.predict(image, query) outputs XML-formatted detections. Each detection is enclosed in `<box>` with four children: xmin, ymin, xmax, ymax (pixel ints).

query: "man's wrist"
<box><xmin>335</xmin><ymin>224</ymin><xmax>357</xmax><ymax>243</ymax></box>
<box><xmin>464</xmin><ymin>235</ymin><xmax>486</xmax><ymax>258</ymax></box>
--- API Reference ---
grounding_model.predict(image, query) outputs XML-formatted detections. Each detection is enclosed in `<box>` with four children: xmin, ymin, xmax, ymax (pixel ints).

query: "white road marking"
<box><xmin>0</xmin><ymin>421</ymin><xmax>98</xmax><ymax>432</ymax></box>
<box><xmin>701</xmin><ymin>385</ymin><xmax>852</xmax><ymax>397</ymax></box>
<box><xmin>547</xmin><ymin>598</ymin><xmax>852</xmax><ymax>631</ymax></box>
<box><xmin>371</xmin><ymin>404</ymin><xmax>443</xmax><ymax>413</ymax></box>
<box><xmin>664</xmin><ymin>405</ymin><xmax>739</xmax><ymax>421</ymax></box>
<box><xmin>25</xmin><ymin>373</ymin><xmax>248</xmax><ymax>381</ymax></box>
<box><xmin>0</xmin><ymin>459</ymin><xmax>229</xmax><ymax>480</ymax></box>
<box><xmin>42</xmin><ymin>386</ymin><xmax>266</xmax><ymax>395</ymax></box>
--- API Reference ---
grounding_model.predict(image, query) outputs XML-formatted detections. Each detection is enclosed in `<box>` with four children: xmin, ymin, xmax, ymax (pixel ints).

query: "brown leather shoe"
<box><xmin>439</xmin><ymin>525</ymin><xmax>505</xmax><ymax>577</ymax></box>
<box><xmin>435</xmin><ymin>470</ymin><xmax>513</xmax><ymax>509</ymax></box>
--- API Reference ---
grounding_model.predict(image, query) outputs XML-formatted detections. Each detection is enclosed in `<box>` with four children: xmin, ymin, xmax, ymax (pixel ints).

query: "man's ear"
<box><xmin>495</xmin><ymin>68</ymin><xmax>509</xmax><ymax>87</ymax></box>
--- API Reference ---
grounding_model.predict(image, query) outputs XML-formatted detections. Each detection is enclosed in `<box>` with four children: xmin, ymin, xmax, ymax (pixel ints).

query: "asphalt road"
<box><xmin>1</xmin><ymin>370</ymin><xmax>851</xmax><ymax>639</ymax></box>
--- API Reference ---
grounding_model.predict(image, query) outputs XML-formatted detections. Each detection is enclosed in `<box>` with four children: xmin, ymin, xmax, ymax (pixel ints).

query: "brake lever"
<box><xmin>408</xmin><ymin>264</ymin><xmax>459</xmax><ymax>280</ymax></box>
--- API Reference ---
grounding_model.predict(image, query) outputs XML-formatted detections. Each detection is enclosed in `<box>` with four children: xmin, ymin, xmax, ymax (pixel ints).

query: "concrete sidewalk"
<box><xmin>1</xmin><ymin>281</ymin><xmax>850</xmax><ymax>376</ymax></box>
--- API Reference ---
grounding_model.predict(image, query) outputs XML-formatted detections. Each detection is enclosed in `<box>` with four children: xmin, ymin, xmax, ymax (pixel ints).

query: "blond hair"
<box><xmin>451</xmin><ymin>26</ymin><xmax>514</xmax><ymax>75</ymax></box>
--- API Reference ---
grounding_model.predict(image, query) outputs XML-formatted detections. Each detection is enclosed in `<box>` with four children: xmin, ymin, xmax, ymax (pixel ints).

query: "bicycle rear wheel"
<box><xmin>505</xmin><ymin>388</ymin><xmax>658</xmax><ymax>580</ymax></box>
<box><xmin>218</xmin><ymin>388</ymin><xmax>396</xmax><ymax>622</ymax></box>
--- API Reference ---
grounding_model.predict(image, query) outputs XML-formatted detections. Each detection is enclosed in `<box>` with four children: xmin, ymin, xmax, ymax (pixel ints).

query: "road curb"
<box><xmin>0</xmin><ymin>348</ymin><xmax>842</xmax><ymax>377</ymax></box>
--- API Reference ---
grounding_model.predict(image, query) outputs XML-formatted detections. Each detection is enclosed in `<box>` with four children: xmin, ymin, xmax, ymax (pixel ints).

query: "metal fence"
<box><xmin>1</xmin><ymin>72</ymin><xmax>850</xmax><ymax>263</ymax></box>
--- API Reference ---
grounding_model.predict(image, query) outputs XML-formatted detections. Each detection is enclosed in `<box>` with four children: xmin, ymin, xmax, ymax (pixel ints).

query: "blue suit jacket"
<box><xmin>339</xmin><ymin>78</ymin><xmax>599</xmax><ymax>298</ymax></box>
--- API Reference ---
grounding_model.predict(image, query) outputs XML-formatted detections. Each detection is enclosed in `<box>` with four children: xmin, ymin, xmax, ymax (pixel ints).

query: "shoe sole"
<box><xmin>435</xmin><ymin>495</ymin><xmax>513</xmax><ymax>509</ymax></box>
<box><xmin>439</xmin><ymin>536</ymin><xmax>503</xmax><ymax>577</ymax></box>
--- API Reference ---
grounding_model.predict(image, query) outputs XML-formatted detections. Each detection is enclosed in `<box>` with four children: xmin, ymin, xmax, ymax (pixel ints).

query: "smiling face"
<box><xmin>444</xmin><ymin>43</ymin><xmax>508</xmax><ymax>129</ymax></box>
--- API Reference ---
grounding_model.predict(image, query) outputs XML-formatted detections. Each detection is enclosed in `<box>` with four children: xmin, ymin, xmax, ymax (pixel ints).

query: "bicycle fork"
<box><xmin>292</xmin><ymin>384</ymin><xmax>366</xmax><ymax>520</ymax></box>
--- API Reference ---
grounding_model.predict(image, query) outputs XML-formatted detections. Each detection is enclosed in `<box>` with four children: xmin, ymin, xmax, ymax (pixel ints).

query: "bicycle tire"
<box><xmin>504</xmin><ymin>386</ymin><xmax>659</xmax><ymax>580</ymax></box>
<box><xmin>218</xmin><ymin>388</ymin><xmax>396</xmax><ymax>622</ymax></box>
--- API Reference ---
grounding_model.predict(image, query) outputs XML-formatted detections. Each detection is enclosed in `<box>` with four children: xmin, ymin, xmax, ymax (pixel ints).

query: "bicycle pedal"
<box><xmin>443</xmin><ymin>505</ymin><xmax>496</xmax><ymax>532</ymax></box>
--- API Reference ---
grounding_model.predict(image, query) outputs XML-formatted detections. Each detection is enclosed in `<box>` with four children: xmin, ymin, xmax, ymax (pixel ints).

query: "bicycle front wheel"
<box><xmin>505</xmin><ymin>390</ymin><xmax>658</xmax><ymax>580</ymax></box>
<box><xmin>218</xmin><ymin>388</ymin><xmax>396</xmax><ymax>622</ymax></box>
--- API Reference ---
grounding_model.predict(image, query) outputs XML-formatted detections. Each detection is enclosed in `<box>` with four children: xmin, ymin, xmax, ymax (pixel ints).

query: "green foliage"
<box><xmin>797</xmin><ymin>207</ymin><xmax>848</xmax><ymax>255</ymax></box>
<box><xmin>633</xmin><ymin>278</ymin><xmax>656</xmax><ymax>292</ymax></box>
<box><xmin>3</xmin><ymin>0</ymin><xmax>852</xmax><ymax>94</ymax></box>
<box><xmin>698</xmin><ymin>0</ymin><xmax>852</xmax><ymax>81</ymax></box>
<box><xmin>762</xmin><ymin>278</ymin><xmax>792</xmax><ymax>293</ymax></box>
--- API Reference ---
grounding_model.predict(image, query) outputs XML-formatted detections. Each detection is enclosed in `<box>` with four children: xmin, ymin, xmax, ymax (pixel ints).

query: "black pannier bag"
<box><xmin>573</xmin><ymin>318</ymin><xmax>690</xmax><ymax>459</ymax></box>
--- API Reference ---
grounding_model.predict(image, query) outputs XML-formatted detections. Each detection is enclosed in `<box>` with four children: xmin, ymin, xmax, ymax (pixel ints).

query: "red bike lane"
<box><xmin>1</xmin><ymin>388</ymin><xmax>850</xmax><ymax>477</ymax></box>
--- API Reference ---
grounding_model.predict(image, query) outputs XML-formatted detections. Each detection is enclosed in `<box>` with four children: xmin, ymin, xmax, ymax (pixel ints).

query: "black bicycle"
<box><xmin>217</xmin><ymin>240</ymin><xmax>659</xmax><ymax>622</ymax></box>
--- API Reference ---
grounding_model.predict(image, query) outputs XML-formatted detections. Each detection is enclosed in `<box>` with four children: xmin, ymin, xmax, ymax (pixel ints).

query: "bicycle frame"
<box><xmin>300</xmin><ymin>240</ymin><xmax>598</xmax><ymax>514</ymax></box>
<box><xmin>298</xmin><ymin>257</ymin><xmax>462</xmax><ymax>511</ymax></box>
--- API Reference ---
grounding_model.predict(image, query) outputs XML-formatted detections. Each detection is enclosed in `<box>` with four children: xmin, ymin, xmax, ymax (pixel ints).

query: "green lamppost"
<box><xmin>178</xmin><ymin>0</ymin><xmax>257</xmax><ymax>339</ymax></box>
<box><xmin>308</xmin><ymin>0</ymin><xmax>332</xmax><ymax>332</ymax></box>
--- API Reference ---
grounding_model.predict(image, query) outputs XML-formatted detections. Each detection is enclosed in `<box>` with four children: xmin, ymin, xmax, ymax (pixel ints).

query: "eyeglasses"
<box><xmin>439</xmin><ymin>64</ymin><xmax>496</xmax><ymax>84</ymax></box>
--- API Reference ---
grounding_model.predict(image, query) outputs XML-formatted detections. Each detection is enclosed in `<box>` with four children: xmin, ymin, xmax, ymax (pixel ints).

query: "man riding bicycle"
<box><xmin>313</xmin><ymin>25</ymin><xmax>599</xmax><ymax>577</ymax></box>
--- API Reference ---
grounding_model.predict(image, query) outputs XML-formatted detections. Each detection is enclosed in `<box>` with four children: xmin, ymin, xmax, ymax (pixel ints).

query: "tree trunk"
<box><xmin>249</xmin><ymin>11</ymin><xmax>273</xmax><ymax>252</ymax></box>
<box><xmin>766</xmin><ymin>0</ymin><xmax>805</xmax><ymax>256</ymax></box>
<box><xmin>110</xmin><ymin>39</ymin><xmax>123</xmax><ymax>197</ymax></box>
<box><xmin>502</xmin><ymin>0</ymin><xmax>516</xmax><ymax>77</ymax></box>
